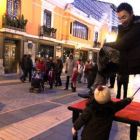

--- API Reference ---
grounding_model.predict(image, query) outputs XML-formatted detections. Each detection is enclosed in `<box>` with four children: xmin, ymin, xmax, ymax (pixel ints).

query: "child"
<box><xmin>72</xmin><ymin>85</ymin><xmax>133</xmax><ymax>140</ymax></box>
<box><xmin>71</xmin><ymin>68</ymin><xmax>78</xmax><ymax>92</ymax></box>
<box><xmin>48</xmin><ymin>67</ymin><xmax>56</xmax><ymax>89</ymax></box>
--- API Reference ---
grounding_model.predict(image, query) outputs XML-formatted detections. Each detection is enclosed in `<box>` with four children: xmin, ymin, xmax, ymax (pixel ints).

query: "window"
<box><xmin>7</xmin><ymin>0</ymin><xmax>21</xmax><ymax>19</ymax></box>
<box><xmin>73</xmin><ymin>21</ymin><xmax>88</xmax><ymax>40</ymax></box>
<box><xmin>94</xmin><ymin>31</ymin><xmax>98</xmax><ymax>41</ymax></box>
<box><xmin>43</xmin><ymin>10</ymin><xmax>51</xmax><ymax>28</ymax></box>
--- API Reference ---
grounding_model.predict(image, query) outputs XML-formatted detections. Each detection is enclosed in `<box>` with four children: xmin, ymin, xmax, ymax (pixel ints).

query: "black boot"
<box><xmin>72</xmin><ymin>87</ymin><xmax>76</xmax><ymax>92</ymax></box>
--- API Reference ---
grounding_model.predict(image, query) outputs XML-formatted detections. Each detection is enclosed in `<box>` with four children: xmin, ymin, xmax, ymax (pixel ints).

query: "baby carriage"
<box><xmin>29</xmin><ymin>70</ymin><xmax>45</xmax><ymax>93</ymax></box>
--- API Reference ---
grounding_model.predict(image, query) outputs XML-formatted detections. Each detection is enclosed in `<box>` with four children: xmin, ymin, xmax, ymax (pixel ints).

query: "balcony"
<box><xmin>2</xmin><ymin>14</ymin><xmax>28</xmax><ymax>32</ymax></box>
<box><xmin>40</xmin><ymin>25</ymin><xmax>57</xmax><ymax>39</ymax></box>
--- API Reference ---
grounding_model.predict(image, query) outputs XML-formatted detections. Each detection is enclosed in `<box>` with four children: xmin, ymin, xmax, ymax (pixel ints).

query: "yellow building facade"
<box><xmin>0</xmin><ymin>0</ymin><xmax>114</xmax><ymax>74</ymax></box>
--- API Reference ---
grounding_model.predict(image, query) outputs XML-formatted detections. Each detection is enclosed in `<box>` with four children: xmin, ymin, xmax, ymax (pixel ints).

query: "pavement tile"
<box><xmin>29</xmin><ymin>129</ymin><xmax>54</xmax><ymax>140</ymax></box>
<box><xmin>41</xmin><ymin>132</ymin><xmax>71</xmax><ymax>140</ymax></box>
<box><xmin>0</xmin><ymin>113</ymin><xmax>21</xmax><ymax>125</ymax></box>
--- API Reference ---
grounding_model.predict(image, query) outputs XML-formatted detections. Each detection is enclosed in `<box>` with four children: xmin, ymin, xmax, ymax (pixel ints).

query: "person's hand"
<box><xmin>72</xmin><ymin>127</ymin><xmax>76</xmax><ymax>135</ymax></box>
<box><xmin>128</xmin><ymin>96</ymin><xmax>134</xmax><ymax>100</ymax></box>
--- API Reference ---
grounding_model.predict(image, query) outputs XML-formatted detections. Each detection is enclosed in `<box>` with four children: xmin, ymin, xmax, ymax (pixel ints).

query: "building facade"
<box><xmin>0</xmin><ymin>0</ymin><xmax>118</xmax><ymax>74</ymax></box>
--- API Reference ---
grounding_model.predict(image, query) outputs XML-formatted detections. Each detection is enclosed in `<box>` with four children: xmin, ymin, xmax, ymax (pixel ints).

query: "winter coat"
<box><xmin>71</xmin><ymin>72</ymin><xmax>78</xmax><ymax>82</ymax></box>
<box><xmin>48</xmin><ymin>70</ymin><xmax>56</xmax><ymax>82</ymax></box>
<box><xmin>105</xmin><ymin>15</ymin><xmax>140</xmax><ymax>75</ymax></box>
<box><xmin>24</xmin><ymin>57</ymin><xmax>33</xmax><ymax>70</ymax></box>
<box><xmin>84</xmin><ymin>64</ymin><xmax>89</xmax><ymax>74</ymax></box>
<box><xmin>74</xmin><ymin>98</ymin><xmax>132</xmax><ymax>140</ymax></box>
<box><xmin>65</xmin><ymin>58</ymin><xmax>77</xmax><ymax>76</ymax></box>
<box><xmin>55</xmin><ymin>59</ymin><xmax>63</xmax><ymax>73</ymax></box>
<box><xmin>36</xmin><ymin>62</ymin><xmax>46</xmax><ymax>73</ymax></box>
<box><xmin>20</xmin><ymin>57</ymin><xmax>25</xmax><ymax>70</ymax></box>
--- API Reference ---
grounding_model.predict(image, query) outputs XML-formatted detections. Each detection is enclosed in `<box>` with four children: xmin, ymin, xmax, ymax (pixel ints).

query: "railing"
<box><xmin>40</xmin><ymin>26</ymin><xmax>57</xmax><ymax>39</ymax></box>
<box><xmin>2</xmin><ymin>14</ymin><xmax>27</xmax><ymax>32</ymax></box>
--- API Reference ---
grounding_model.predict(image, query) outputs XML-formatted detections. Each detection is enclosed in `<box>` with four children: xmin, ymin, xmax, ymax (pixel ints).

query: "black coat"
<box><xmin>105</xmin><ymin>16</ymin><xmax>140</xmax><ymax>75</ymax></box>
<box><xmin>74</xmin><ymin>98</ymin><xmax>132</xmax><ymax>140</ymax></box>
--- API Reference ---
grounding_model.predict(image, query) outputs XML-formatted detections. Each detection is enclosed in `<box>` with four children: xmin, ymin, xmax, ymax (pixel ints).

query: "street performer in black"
<box><xmin>79</xmin><ymin>2</ymin><xmax>140</xmax><ymax>98</ymax></box>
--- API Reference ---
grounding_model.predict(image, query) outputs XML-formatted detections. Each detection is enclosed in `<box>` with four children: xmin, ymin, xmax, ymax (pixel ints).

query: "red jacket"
<box><xmin>84</xmin><ymin>64</ymin><xmax>89</xmax><ymax>74</ymax></box>
<box><xmin>71</xmin><ymin>72</ymin><xmax>78</xmax><ymax>82</ymax></box>
<box><xmin>36</xmin><ymin>62</ymin><xmax>46</xmax><ymax>73</ymax></box>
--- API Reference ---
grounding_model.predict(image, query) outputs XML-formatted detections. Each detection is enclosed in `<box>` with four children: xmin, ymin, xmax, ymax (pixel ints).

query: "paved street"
<box><xmin>0</xmin><ymin>74</ymin><xmax>140</xmax><ymax>140</ymax></box>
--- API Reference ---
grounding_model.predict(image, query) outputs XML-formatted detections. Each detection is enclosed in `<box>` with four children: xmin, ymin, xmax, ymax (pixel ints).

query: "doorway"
<box><xmin>4</xmin><ymin>40</ymin><xmax>18</xmax><ymax>74</ymax></box>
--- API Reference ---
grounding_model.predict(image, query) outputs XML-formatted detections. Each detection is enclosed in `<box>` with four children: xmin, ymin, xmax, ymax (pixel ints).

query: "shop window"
<box><xmin>7</xmin><ymin>0</ymin><xmax>21</xmax><ymax>19</ymax></box>
<box><xmin>73</xmin><ymin>21</ymin><xmax>88</xmax><ymax>40</ymax></box>
<box><xmin>43</xmin><ymin>10</ymin><xmax>51</xmax><ymax>28</ymax></box>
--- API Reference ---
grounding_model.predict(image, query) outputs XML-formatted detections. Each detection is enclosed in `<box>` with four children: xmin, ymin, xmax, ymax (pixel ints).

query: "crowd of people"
<box><xmin>20</xmin><ymin>54</ymin><xmax>63</xmax><ymax>89</ymax></box>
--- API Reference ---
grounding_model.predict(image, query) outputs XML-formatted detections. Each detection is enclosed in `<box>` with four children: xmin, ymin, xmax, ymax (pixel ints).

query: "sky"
<box><xmin>100</xmin><ymin>0</ymin><xmax>140</xmax><ymax>15</ymax></box>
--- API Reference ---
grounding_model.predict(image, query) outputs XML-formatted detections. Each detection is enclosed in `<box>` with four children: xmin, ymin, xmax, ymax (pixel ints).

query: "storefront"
<box><xmin>63</xmin><ymin>47</ymin><xmax>74</xmax><ymax>63</ymax></box>
<box><xmin>39</xmin><ymin>44</ymin><xmax>54</xmax><ymax>59</ymax></box>
<box><xmin>3</xmin><ymin>39</ymin><xmax>20</xmax><ymax>74</ymax></box>
<box><xmin>79</xmin><ymin>50</ymin><xmax>88</xmax><ymax>63</ymax></box>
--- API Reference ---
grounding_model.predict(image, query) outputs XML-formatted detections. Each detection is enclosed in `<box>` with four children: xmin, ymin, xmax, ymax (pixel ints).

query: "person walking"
<box><xmin>72</xmin><ymin>85</ymin><xmax>133</xmax><ymax>140</ymax></box>
<box><xmin>83</xmin><ymin>61</ymin><xmax>89</xmax><ymax>84</ymax></box>
<box><xmin>20</xmin><ymin>54</ymin><xmax>27</xmax><ymax>82</ymax></box>
<box><xmin>55</xmin><ymin>56</ymin><xmax>63</xmax><ymax>86</ymax></box>
<box><xmin>64</xmin><ymin>53</ymin><xmax>76</xmax><ymax>90</ymax></box>
<box><xmin>116</xmin><ymin>74</ymin><xmax>129</xmax><ymax>99</ymax></box>
<box><xmin>77</xmin><ymin>60</ymin><xmax>84</xmax><ymax>83</ymax></box>
<box><xmin>48</xmin><ymin>67</ymin><xmax>56</xmax><ymax>89</ymax></box>
<box><xmin>23</xmin><ymin>54</ymin><xmax>33</xmax><ymax>82</ymax></box>
<box><xmin>71</xmin><ymin>68</ymin><xmax>78</xmax><ymax>92</ymax></box>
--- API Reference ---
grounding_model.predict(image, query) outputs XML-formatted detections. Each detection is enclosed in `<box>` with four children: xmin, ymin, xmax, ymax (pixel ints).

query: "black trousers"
<box><xmin>49</xmin><ymin>81</ymin><xmax>53</xmax><ymax>88</ymax></box>
<box><xmin>23</xmin><ymin>69</ymin><xmax>32</xmax><ymax>82</ymax></box>
<box><xmin>65</xmin><ymin>76</ymin><xmax>70</xmax><ymax>88</ymax></box>
<box><xmin>55</xmin><ymin>71</ymin><xmax>62</xmax><ymax>86</ymax></box>
<box><xmin>116</xmin><ymin>82</ymin><xmax>128</xmax><ymax>99</ymax></box>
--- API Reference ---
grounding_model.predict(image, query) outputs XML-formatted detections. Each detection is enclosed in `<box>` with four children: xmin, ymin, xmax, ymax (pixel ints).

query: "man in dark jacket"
<box><xmin>79</xmin><ymin>3</ymin><xmax>140</xmax><ymax>98</ymax></box>
<box><xmin>23</xmin><ymin>54</ymin><xmax>33</xmax><ymax>82</ymax></box>
<box><xmin>55</xmin><ymin>56</ymin><xmax>63</xmax><ymax>86</ymax></box>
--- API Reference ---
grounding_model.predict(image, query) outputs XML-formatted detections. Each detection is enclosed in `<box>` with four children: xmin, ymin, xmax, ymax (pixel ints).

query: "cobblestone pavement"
<box><xmin>0</xmin><ymin>74</ymin><xmax>140</xmax><ymax>140</ymax></box>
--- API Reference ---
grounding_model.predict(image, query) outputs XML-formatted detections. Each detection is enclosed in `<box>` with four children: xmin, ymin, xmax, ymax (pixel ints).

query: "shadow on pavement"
<box><xmin>0</xmin><ymin>102</ymin><xmax>5</xmax><ymax>113</ymax></box>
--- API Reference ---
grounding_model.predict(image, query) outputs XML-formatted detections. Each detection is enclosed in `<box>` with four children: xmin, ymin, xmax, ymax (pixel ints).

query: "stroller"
<box><xmin>29</xmin><ymin>70</ymin><xmax>45</xmax><ymax>93</ymax></box>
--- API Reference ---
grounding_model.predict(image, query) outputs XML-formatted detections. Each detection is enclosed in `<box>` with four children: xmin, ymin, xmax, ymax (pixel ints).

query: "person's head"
<box><xmin>69</xmin><ymin>53</ymin><xmax>73</xmax><ymax>59</ymax></box>
<box><xmin>117</xmin><ymin>3</ymin><xmax>133</xmax><ymax>27</ymax></box>
<box><xmin>56</xmin><ymin>56</ymin><xmax>59</xmax><ymax>61</ymax></box>
<box><xmin>73</xmin><ymin>68</ymin><xmax>77</xmax><ymax>73</ymax></box>
<box><xmin>49</xmin><ymin>57</ymin><xmax>53</xmax><ymax>60</ymax></box>
<box><xmin>94</xmin><ymin>85</ymin><xmax>111</xmax><ymax>104</ymax></box>
<box><xmin>39</xmin><ymin>57</ymin><xmax>44</xmax><ymax>62</ymax></box>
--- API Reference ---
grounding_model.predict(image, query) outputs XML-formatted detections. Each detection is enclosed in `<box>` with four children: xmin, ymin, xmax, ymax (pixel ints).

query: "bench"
<box><xmin>68</xmin><ymin>98</ymin><xmax>140</xmax><ymax>140</ymax></box>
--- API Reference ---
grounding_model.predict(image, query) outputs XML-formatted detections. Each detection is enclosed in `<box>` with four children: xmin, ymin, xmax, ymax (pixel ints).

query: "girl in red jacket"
<box><xmin>71</xmin><ymin>68</ymin><xmax>78</xmax><ymax>92</ymax></box>
<box><xmin>48</xmin><ymin>67</ymin><xmax>56</xmax><ymax>89</ymax></box>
